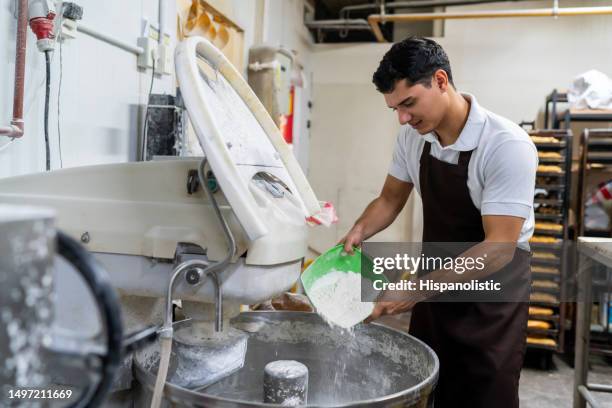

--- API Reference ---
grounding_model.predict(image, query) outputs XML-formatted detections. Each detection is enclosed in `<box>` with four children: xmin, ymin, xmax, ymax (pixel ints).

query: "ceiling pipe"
<box><xmin>0</xmin><ymin>0</ymin><xmax>28</xmax><ymax>138</ymax></box>
<box><xmin>305</xmin><ymin>18</ymin><xmax>372</xmax><ymax>30</ymax></box>
<box><xmin>340</xmin><ymin>0</ymin><xmax>529</xmax><ymax>19</ymax></box>
<box><xmin>158</xmin><ymin>0</ymin><xmax>166</xmax><ymax>48</ymax></box>
<box><xmin>368</xmin><ymin>6</ymin><xmax>612</xmax><ymax>42</ymax></box>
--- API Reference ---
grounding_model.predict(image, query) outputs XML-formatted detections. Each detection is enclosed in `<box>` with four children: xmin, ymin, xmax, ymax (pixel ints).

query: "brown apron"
<box><xmin>409</xmin><ymin>142</ymin><xmax>530</xmax><ymax>408</ymax></box>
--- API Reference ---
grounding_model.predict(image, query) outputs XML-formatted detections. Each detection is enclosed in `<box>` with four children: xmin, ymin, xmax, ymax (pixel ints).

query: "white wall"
<box><xmin>309</xmin><ymin>44</ymin><xmax>423</xmax><ymax>253</ymax></box>
<box><xmin>441</xmin><ymin>0</ymin><xmax>612</xmax><ymax>125</ymax></box>
<box><xmin>308</xmin><ymin>0</ymin><xmax>612</xmax><ymax>250</ymax></box>
<box><xmin>0</xmin><ymin>0</ymin><xmax>177</xmax><ymax>177</ymax></box>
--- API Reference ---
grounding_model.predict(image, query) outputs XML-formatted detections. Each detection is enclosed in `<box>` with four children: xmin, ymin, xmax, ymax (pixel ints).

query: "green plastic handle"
<box><xmin>301</xmin><ymin>244</ymin><xmax>389</xmax><ymax>294</ymax></box>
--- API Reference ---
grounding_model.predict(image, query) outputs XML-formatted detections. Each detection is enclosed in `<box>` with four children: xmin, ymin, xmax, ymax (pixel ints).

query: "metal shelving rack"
<box><xmin>578</xmin><ymin>129</ymin><xmax>612</xmax><ymax>238</ymax></box>
<box><xmin>528</xmin><ymin>129</ymin><xmax>573</xmax><ymax>360</ymax></box>
<box><xmin>544</xmin><ymin>89</ymin><xmax>568</xmax><ymax>129</ymax></box>
<box><xmin>544</xmin><ymin>89</ymin><xmax>612</xmax><ymax>130</ymax></box>
<box><xmin>574</xmin><ymin>238</ymin><xmax>612</xmax><ymax>408</ymax></box>
<box><xmin>576</xmin><ymin>129</ymin><xmax>612</xmax><ymax>359</ymax></box>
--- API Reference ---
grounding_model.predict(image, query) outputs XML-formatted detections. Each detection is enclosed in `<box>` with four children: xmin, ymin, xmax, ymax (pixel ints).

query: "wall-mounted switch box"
<box><xmin>137</xmin><ymin>36</ymin><xmax>157</xmax><ymax>69</ymax></box>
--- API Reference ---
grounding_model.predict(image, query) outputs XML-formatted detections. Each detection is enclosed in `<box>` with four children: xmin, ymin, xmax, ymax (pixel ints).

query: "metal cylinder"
<box><xmin>0</xmin><ymin>205</ymin><xmax>55</xmax><ymax>397</ymax></box>
<box><xmin>263</xmin><ymin>360</ymin><xmax>308</xmax><ymax>405</ymax></box>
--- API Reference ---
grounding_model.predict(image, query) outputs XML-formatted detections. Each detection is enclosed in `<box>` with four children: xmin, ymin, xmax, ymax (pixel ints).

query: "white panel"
<box><xmin>176</xmin><ymin>37</ymin><xmax>320</xmax><ymax>240</ymax></box>
<box><xmin>308</xmin><ymin>80</ymin><xmax>421</xmax><ymax>250</ymax></box>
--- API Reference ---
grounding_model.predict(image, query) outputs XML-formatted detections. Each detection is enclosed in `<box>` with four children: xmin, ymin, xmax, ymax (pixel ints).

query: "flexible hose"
<box><xmin>58</xmin><ymin>231</ymin><xmax>123</xmax><ymax>408</ymax></box>
<box><xmin>44</xmin><ymin>50</ymin><xmax>51</xmax><ymax>171</ymax></box>
<box><xmin>149</xmin><ymin>336</ymin><xmax>172</xmax><ymax>408</ymax></box>
<box><xmin>150</xmin><ymin>258</ymin><xmax>213</xmax><ymax>408</ymax></box>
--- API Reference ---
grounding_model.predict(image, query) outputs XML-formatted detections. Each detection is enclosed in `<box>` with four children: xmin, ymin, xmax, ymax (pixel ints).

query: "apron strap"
<box><xmin>420</xmin><ymin>141</ymin><xmax>432</xmax><ymax>164</ymax></box>
<box><xmin>458</xmin><ymin>149</ymin><xmax>474</xmax><ymax>167</ymax></box>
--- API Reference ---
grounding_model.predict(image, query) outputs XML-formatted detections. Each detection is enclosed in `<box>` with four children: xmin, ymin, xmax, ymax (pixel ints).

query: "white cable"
<box><xmin>149</xmin><ymin>335</ymin><xmax>172</xmax><ymax>408</ymax></box>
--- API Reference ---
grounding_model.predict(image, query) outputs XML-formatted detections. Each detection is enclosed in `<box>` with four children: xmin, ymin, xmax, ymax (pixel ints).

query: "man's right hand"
<box><xmin>338</xmin><ymin>225</ymin><xmax>365</xmax><ymax>255</ymax></box>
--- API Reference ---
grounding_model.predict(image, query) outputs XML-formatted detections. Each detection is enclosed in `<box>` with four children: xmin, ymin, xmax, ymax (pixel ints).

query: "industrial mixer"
<box><xmin>0</xmin><ymin>37</ymin><xmax>438</xmax><ymax>407</ymax></box>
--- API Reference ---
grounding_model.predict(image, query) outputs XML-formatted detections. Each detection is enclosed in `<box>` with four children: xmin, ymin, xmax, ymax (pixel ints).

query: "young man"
<box><xmin>340</xmin><ymin>37</ymin><xmax>537</xmax><ymax>407</ymax></box>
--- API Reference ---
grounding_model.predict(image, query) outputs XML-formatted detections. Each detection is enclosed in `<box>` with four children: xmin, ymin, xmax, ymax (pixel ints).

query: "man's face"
<box><xmin>383</xmin><ymin>75</ymin><xmax>448</xmax><ymax>135</ymax></box>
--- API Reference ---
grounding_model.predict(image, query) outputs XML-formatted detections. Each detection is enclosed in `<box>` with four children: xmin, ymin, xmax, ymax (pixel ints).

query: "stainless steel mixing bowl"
<box><xmin>133</xmin><ymin>311</ymin><xmax>438</xmax><ymax>407</ymax></box>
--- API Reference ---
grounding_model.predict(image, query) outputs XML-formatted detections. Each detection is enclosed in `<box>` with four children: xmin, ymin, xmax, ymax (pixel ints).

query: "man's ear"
<box><xmin>433</xmin><ymin>69</ymin><xmax>449</xmax><ymax>92</ymax></box>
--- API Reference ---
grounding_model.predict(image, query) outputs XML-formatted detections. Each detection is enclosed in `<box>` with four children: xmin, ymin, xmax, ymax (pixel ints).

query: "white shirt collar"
<box><xmin>422</xmin><ymin>93</ymin><xmax>486</xmax><ymax>151</ymax></box>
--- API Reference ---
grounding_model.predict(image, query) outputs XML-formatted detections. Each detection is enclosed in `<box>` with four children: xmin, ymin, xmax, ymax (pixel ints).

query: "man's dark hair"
<box><xmin>372</xmin><ymin>36</ymin><xmax>454</xmax><ymax>93</ymax></box>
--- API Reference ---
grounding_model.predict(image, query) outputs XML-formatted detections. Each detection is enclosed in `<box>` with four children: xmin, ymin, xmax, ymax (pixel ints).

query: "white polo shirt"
<box><xmin>388</xmin><ymin>94</ymin><xmax>537</xmax><ymax>249</ymax></box>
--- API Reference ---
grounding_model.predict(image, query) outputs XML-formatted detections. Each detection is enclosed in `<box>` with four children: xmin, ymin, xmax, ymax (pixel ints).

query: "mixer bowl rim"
<box><xmin>133</xmin><ymin>311</ymin><xmax>440</xmax><ymax>407</ymax></box>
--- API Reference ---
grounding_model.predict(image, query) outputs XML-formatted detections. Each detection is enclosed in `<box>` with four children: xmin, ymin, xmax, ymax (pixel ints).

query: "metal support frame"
<box><xmin>574</xmin><ymin>242</ymin><xmax>612</xmax><ymax>408</ymax></box>
<box><xmin>577</xmin><ymin>129</ymin><xmax>612</xmax><ymax>238</ymax></box>
<box><xmin>559</xmin><ymin>130</ymin><xmax>573</xmax><ymax>354</ymax></box>
<box><xmin>544</xmin><ymin>89</ymin><xmax>566</xmax><ymax>129</ymax></box>
<box><xmin>545</xmin><ymin>90</ymin><xmax>612</xmax><ymax>130</ymax></box>
<box><xmin>529</xmin><ymin>130</ymin><xmax>572</xmax><ymax>354</ymax></box>
<box><xmin>556</xmin><ymin>112</ymin><xmax>612</xmax><ymax>131</ymax></box>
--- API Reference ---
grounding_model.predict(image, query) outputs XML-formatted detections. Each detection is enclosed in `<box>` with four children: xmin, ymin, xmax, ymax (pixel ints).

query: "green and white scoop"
<box><xmin>301</xmin><ymin>245</ymin><xmax>388</xmax><ymax>329</ymax></box>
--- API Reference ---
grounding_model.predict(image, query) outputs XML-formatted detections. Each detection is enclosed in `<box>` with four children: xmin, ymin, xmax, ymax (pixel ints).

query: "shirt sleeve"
<box><xmin>388</xmin><ymin>130</ymin><xmax>413</xmax><ymax>183</ymax></box>
<box><xmin>480</xmin><ymin>139</ymin><xmax>537</xmax><ymax>219</ymax></box>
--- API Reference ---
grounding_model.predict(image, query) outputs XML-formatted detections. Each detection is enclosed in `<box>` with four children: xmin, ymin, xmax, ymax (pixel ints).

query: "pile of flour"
<box><xmin>307</xmin><ymin>270</ymin><xmax>375</xmax><ymax>329</ymax></box>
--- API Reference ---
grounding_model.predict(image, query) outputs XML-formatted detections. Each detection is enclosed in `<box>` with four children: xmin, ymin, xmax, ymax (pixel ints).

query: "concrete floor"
<box><xmin>520</xmin><ymin>355</ymin><xmax>612</xmax><ymax>408</ymax></box>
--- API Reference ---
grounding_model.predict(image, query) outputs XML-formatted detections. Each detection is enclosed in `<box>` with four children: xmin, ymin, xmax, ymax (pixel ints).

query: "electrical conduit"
<box><xmin>0</xmin><ymin>0</ymin><xmax>28</xmax><ymax>137</ymax></box>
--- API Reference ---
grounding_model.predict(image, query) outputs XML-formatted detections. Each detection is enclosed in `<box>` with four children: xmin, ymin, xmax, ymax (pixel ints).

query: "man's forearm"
<box><xmin>353</xmin><ymin>196</ymin><xmax>404</xmax><ymax>241</ymax></box>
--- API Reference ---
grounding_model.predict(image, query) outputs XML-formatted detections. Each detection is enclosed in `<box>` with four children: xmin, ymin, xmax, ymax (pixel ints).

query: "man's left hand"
<box><xmin>365</xmin><ymin>300</ymin><xmax>417</xmax><ymax>323</ymax></box>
